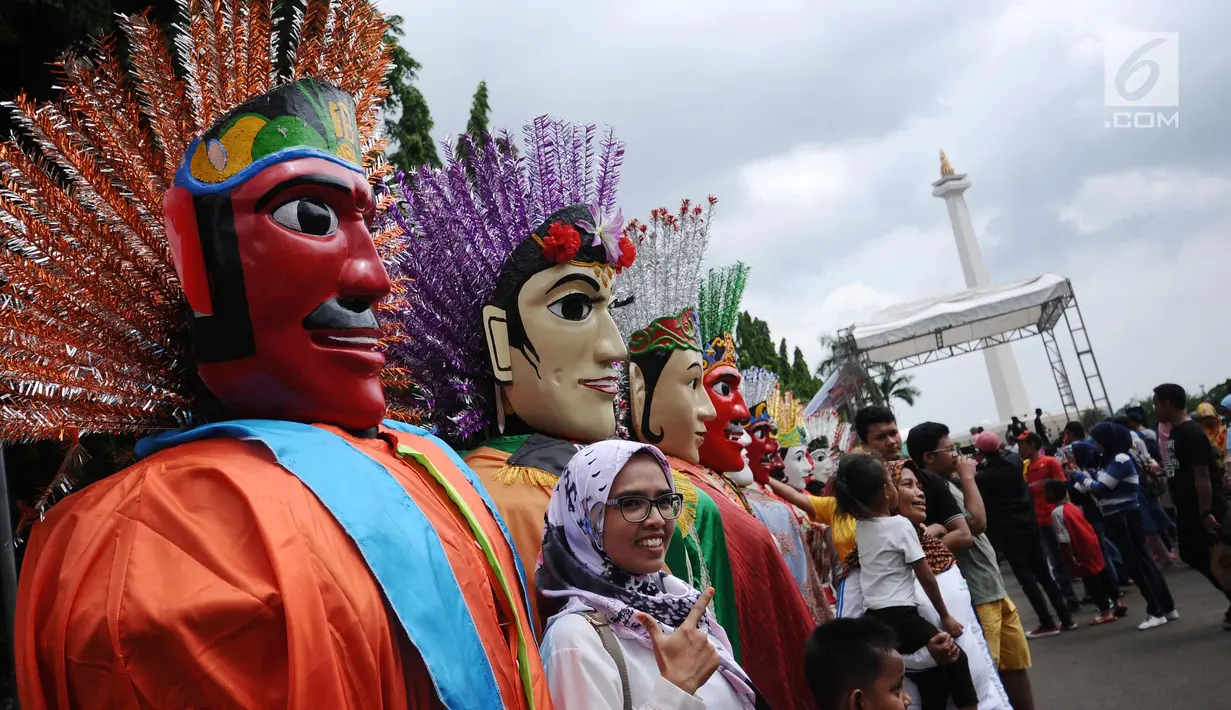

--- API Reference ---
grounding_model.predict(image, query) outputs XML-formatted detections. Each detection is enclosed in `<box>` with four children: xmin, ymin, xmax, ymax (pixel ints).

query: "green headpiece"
<box><xmin>699</xmin><ymin>262</ymin><xmax>749</xmax><ymax>372</ymax></box>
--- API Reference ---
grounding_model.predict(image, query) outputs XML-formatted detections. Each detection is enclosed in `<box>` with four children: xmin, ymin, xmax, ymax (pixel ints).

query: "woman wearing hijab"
<box><xmin>838</xmin><ymin>460</ymin><xmax>1012</xmax><ymax>710</ymax></box>
<box><xmin>1074</xmin><ymin>423</ymin><xmax>1177</xmax><ymax>631</ymax></box>
<box><xmin>537</xmin><ymin>440</ymin><xmax>761</xmax><ymax>710</ymax></box>
<box><xmin>1196</xmin><ymin>402</ymin><xmax>1228</xmax><ymax>475</ymax></box>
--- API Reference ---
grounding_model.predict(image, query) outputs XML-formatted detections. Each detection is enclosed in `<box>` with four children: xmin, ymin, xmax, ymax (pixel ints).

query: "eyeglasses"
<box><xmin>605</xmin><ymin>493</ymin><xmax>685</xmax><ymax>523</ymax></box>
<box><xmin>929</xmin><ymin>444</ymin><xmax>959</xmax><ymax>457</ymax></box>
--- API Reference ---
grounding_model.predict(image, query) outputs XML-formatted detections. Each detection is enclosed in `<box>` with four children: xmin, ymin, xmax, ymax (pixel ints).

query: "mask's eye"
<box><xmin>547</xmin><ymin>293</ymin><xmax>595</xmax><ymax>322</ymax></box>
<box><xmin>271</xmin><ymin>198</ymin><xmax>339</xmax><ymax>236</ymax></box>
<box><xmin>712</xmin><ymin>381</ymin><xmax>732</xmax><ymax>397</ymax></box>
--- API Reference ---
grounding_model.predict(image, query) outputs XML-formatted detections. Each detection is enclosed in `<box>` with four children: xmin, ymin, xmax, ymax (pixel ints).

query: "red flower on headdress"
<box><xmin>616</xmin><ymin>236</ymin><xmax>637</xmax><ymax>270</ymax></box>
<box><xmin>708</xmin><ymin>195</ymin><xmax>718</xmax><ymax>205</ymax></box>
<box><xmin>542</xmin><ymin>221</ymin><xmax>581</xmax><ymax>263</ymax></box>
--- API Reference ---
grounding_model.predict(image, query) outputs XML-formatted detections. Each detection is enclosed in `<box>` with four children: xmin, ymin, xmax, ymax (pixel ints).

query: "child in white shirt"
<box><xmin>834</xmin><ymin>454</ymin><xmax>978</xmax><ymax>710</ymax></box>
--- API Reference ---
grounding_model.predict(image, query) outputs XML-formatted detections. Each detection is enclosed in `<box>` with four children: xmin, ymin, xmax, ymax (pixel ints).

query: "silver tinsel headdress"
<box><xmin>741</xmin><ymin>367</ymin><xmax>779</xmax><ymax>426</ymax></box>
<box><xmin>613</xmin><ymin>197</ymin><xmax>716</xmax><ymax>356</ymax></box>
<box><xmin>378</xmin><ymin>117</ymin><xmax>630</xmax><ymax>442</ymax></box>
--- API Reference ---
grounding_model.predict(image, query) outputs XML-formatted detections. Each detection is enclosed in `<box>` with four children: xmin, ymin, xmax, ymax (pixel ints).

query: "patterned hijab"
<box><xmin>1197</xmin><ymin>402</ymin><xmax>1227</xmax><ymax>452</ymax></box>
<box><xmin>537</xmin><ymin>440</ymin><xmax>755</xmax><ymax>705</ymax></box>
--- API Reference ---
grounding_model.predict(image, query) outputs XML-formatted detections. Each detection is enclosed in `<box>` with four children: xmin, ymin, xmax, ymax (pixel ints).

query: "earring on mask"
<box><xmin>495</xmin><ymin>381</ymin><xmax>506</xmax><ymax>434</ymax></box>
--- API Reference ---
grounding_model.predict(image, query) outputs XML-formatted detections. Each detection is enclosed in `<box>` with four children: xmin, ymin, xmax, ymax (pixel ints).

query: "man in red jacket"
<box><xmin>1018</xmin><ymin>432</ymin><xmax>1082</xmax><ymax>611</ymax></box>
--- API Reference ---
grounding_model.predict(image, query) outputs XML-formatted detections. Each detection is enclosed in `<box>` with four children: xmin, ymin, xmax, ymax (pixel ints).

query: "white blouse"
<box><xmin>540</xmin><ymin>611</ymin><xmax>748</xmax><ymax>710</ymax></box>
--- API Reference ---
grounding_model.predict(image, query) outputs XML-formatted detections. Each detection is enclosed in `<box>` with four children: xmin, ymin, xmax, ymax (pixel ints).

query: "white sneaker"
<box><xmin>1165</xmin><ymin>610</ymin><xmax>1180</xmax><ymax>621</ymax></box>
<box><xmin>1138</xmin><ymin>615</ymin><xmax>1168</xmax><ymax>630</ymax></box>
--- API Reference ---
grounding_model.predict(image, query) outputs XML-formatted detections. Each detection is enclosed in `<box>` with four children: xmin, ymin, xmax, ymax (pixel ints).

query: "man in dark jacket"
<box><xmin>972</xmin><ymin>432</ymin><xmax>1075</xmax><ymax>636</ymax></box>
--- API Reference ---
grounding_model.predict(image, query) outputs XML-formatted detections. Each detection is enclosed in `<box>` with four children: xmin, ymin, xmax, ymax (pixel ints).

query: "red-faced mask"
<box><xmin>746</xmin><ymin>420</ymin><xmax>784</xmax><ymax>486</ymax></box>
<box><xmin>699</xmin><ymin>364</ymin><xmax>750</xmax><ymax>473</ymax></box>
<box><xmin>163</xmin><ymin>80</ymin><xmax>390</xmax><ymax>431</ymax></box>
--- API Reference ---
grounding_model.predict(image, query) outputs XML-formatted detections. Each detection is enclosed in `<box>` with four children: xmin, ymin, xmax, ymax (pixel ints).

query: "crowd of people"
<box><xmin>793</xmin><ymin>386</ymin><xmax>1231</xmax><ymax>710</ymax></box>
<box><xmin>4</xmin><ymin>1</ymin><xmax>1230</xmax><ymax>709</ymax></box>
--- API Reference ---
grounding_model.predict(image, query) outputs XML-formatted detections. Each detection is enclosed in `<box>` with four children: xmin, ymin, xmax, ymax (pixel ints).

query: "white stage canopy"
<box><xmin>846</xmin><ymin>274</ymin><xmax>1072</xmax><ymax>366</ymax></box>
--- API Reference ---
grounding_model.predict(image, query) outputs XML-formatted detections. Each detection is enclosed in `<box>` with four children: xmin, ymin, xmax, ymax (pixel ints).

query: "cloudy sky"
<box><xmin>384</xmin><ymin>0</ymin><xmax>1231</xmax><ymax>431</ymax></box>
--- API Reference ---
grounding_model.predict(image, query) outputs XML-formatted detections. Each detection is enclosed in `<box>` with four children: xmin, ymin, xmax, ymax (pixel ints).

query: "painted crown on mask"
<box><xmin>769</xmin><ymin>386</ymin><xmax>806</xmax><ymax>448</ymax></box>
<box><xmin>741</xmin><ymin>367</ymin><xmax>780</xmax><ymax>426</ymax></box>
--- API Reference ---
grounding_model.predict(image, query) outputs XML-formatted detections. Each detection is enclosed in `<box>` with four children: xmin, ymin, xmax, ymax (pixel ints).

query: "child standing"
<box><xmin>1044</xmin><ymin>480</ymin><xmax>1129</xmax><ymax>625</ymax></box>
<box><xmin>834</xmin><ymin>454</ymin><xmax>978</xmax><ymax>710</ymax></box>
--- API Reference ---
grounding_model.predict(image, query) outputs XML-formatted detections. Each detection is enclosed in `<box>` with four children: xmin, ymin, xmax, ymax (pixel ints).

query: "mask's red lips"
<box><xmin>580</xmin><ymin>376</ymin><xmax>619</xmax><ymax>397</ymax></box>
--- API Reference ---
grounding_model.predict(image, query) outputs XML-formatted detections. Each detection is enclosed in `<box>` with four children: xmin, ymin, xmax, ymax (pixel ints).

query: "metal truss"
<box><xmin>832</xmin><ymin>279</ymin><xmax>1111</xmax><ymax>421</ymax></box>
<box><xmin>882</xmin><ymin>324</ymin><xmax>1044</xmax><ymax>371</ymax></box>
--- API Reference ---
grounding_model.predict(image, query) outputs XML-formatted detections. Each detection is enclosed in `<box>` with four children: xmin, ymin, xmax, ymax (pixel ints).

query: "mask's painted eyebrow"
<box><xmin>546</xmin><ymin>273</ymin><xmax>601</xmax><ymax>295</ymax></box>
<box><xmin>255</xmin><ymin>173</ymin><xmax>352</xmax><ymax>212</ymax></box>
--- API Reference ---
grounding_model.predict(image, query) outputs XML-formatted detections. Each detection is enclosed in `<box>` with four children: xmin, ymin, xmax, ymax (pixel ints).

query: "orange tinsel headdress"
<box><xmin>0</xmin><ymin>0</ymin><xmax>400</xmax><ymax>444</ymax></box>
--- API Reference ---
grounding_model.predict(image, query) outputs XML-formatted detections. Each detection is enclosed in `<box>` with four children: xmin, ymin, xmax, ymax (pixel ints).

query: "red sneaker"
<box><xmin>1026</xmin><ymin>626</ymin><xmax>1061</xmax><ymax>638</ymax></box>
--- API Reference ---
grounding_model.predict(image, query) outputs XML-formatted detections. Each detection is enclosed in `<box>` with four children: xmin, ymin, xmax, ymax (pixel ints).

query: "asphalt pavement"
<box><xmin>1003</xmin><ymin>561</ymin><xmax>1230</xmax><ymax>709</ymax></box>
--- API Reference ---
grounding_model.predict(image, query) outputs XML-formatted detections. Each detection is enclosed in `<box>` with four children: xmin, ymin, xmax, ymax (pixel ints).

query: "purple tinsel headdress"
<box><xmin>378</xmin><ymin>116</ymin><xmax>627</xmax><ymax>443</ymax></box>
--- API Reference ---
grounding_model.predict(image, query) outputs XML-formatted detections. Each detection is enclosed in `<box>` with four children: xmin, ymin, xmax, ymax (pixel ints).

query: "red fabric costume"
<box><xmin>677</xmin><ymin>461</ymin><xmax>818</xmax><ymax>710</ymax></box>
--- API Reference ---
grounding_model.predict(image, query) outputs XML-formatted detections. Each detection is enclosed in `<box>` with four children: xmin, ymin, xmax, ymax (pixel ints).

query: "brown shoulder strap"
<box><xmin>584</xmin><ymin>612</ymin><xmax>633</xmax><ymax>710</ymax></box>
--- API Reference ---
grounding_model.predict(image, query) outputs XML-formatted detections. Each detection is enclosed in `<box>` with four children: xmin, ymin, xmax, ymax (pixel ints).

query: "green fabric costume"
<box><xmin>664</xmin><ymin>473</ymin><xmax>742</xmax><ymax>661</ymax></box>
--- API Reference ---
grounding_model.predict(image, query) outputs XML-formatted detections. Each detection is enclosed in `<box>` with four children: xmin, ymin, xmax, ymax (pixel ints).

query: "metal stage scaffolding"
<box><xmin>831</xmin><ymin>274</ymin><xmax>1111</xmax><ymax>424</ymax></box>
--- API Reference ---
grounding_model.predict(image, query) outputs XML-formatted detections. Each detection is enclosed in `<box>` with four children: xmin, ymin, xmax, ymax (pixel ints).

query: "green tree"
<box><xmin>814</xmin><ymin>333</ymin><xmax>843</xmax><ymax>381</ymax></box>
<box><xmin>873</xmin><ymin>365</ymin><xmax>920</xmax><ymax>409</ymax></box>
<box><xmin>455</xmin><ymin>80</ymin><xmax>491</xmax><ymax>171</ymax></box>
<box><xmin>383</xmin><ymin>14</ymin><xmax>440</xmax><ymax>171</ymax></box>
<box><xmin>466</xmin><ymin>80</ymin><xmax>491</xmax><ymax>138</ymax></box>
<box><xmin>789</xmin><ymin>347</ymin><xmax>820</xmax><ymax>401</ymax></box>
<box><xmin>0</xmin><ymin>0</ymin><xmax>180</xmax><ymax>137</ymax></box>
<box><xmin>734</xmin><ymin>312</ymin><xmax>776</xmax><ymax>372</ymax></box>
<box><xmin>776</xmin><ymin>339</ymin><xmax>791</xmax><ymax>383</ymax></box>
<box><xmin>1079</xmin><ymin>406</ymin><xmax>1103</xmax><ymax>430</ymax></box>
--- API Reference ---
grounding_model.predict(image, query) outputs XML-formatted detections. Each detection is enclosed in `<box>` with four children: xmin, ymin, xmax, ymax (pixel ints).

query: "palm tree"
<box><xmin>873</xmin><ymin>365</ymin><xmax>921</xmax><ymax>409</ymax></box>
<box><xmin>814</xmin><ymin>333</ymin><xmax>843</xmax><ymax>380</ymax></box>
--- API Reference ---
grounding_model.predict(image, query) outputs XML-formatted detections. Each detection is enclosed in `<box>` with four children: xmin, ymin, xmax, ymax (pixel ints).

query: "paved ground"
<box><xmin>1002</xmin><ymin>562</ymin><xmax>1229</xmax><ymax>709</ymax></box>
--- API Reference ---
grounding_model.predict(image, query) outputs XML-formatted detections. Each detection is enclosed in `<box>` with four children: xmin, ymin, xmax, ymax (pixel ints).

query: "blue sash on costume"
<box><xmin>136</xmin><ymin>419</ymin><xmax>526</xmax><ymax>710</ymax></box>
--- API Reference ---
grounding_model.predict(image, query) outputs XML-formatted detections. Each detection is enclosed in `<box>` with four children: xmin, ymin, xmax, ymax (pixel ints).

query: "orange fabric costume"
<box><xmin>465</xmin><ymin>445</ymin><xmax>556</xmax><ymax>630</ymax></box>
<box><xmin>16</xmin><ymin>426</ymin><xmax>552</xmax><ymax>710</ymax></box>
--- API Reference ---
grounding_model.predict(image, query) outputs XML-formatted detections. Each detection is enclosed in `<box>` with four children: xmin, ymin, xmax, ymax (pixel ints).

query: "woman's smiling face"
<box><xmin>896</xmin><ymin>467</ymin><xmax>928</xmax><ymax>525</ymax></box>
<box><xmin>602</xmin><ymin>453</ymin><xmax>677</xmax><ymax>575</ymax></box>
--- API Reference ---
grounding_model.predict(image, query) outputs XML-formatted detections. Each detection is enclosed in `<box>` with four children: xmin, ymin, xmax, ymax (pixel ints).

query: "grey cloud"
<box><xmin>385</xmin><ymin>0</ymin><xmax>1231</xmax><ymax>426</ymax></box>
